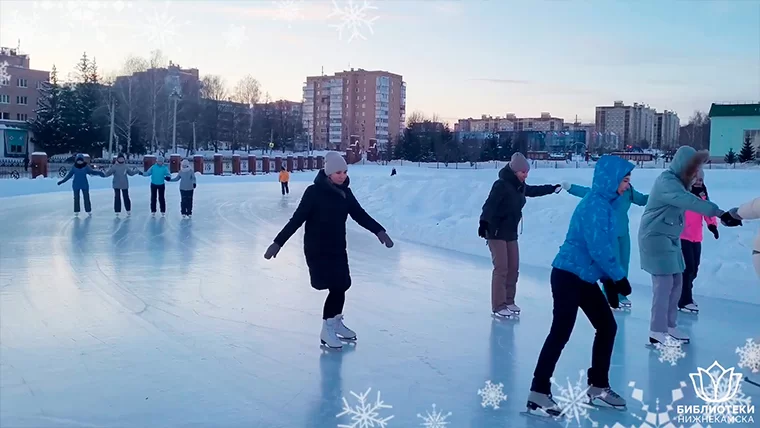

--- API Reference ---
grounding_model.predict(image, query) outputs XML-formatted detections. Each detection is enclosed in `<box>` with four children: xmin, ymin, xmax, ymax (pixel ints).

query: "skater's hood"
<box><xmin>669</xmin><ymin>146</ymin><xmax>709</xmax><ymax>186</ymax></box>
<box><xmin>180</xmin><ymin>159</ymin><xmax>191</xmax><ymax>171</ymax></box>
<box><xmin>591</xmin><ymin>155</ymin><xmax>635</xmax><ymax>201</ymax></box>
<box><xmin>75</xmin><ymin>154</ymin><xmax>85</xmax><ymax>162</ymax></box>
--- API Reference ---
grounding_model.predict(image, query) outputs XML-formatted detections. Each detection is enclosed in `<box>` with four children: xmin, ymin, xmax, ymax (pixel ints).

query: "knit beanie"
<box><xmin>181</xmin><ymin>159</ymin><xmax>191</xmax><ymax>170</ymax></box>
<box><xmin>324</xmin><ymin>152</ymin><xmax>348</xmax><ymax>175</ymax></box>
<box><xmin>509</xmin><ymin>152</ymin><xmax>530</xmax><ymax>173</ymax></box>
<box><xmin>156</xmin><ymin>155</ymin><xmax>165</xmax><ymax>163</ymax></box>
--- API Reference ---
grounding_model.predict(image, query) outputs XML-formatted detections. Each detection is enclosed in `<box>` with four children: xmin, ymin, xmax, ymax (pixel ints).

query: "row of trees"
<box><xmin>724</xmin><ymin>136</ymin><xmax>760</xmax><ymax>164</ymax></box>
<box><xmin>29</xmin><ymin>50</ymin><xmax>303</xmax><ymax>157</ymax></box>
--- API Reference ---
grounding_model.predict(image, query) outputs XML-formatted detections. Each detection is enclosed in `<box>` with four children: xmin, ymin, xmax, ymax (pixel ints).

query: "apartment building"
<box><xmin>595</xmin><ymin>101</ymin><xmax>656</xmax><ymax>149</ymax></box>
<box><xmin>302</xmin><ymin>68</ymin><xmax>405</xmax><ymax>151</ymax></box>
<box><xmin>654</xmin><ymin>110</ymin><xmax>680</xmax><ymax>149</ymax></box>
<box><xmin>0</xmin><ymin>47</ymin><xmax>50</xmax><ymax>157</ymax></box>
<box><xmin>455</xmin><ymin>112</ymin><xmax>564</xmax><ymax>134</ymax></box>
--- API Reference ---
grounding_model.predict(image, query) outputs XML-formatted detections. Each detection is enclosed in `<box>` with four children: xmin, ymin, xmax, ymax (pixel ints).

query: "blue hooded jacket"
<box><xmin>58</xmin><ymin>154</ymin><xmax>104</xmax><ymax>190</ymax></box>
<box><xmin>144</xmin><ymin>162</ymin><xmax>171</xmax><ymax>185</ymax></box>
<box><xmin>566</xmin><ymin>183</ymin><xmax>648</xmax><ymax>237</ymax></box>
<box><xmin>552</xmin><ymin>155</ymin><xmax>635</xmax><ymax>283</ymax></box>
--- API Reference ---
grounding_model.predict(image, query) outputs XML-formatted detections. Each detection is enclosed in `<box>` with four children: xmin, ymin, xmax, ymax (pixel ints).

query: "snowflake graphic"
<box><xmin>417</xmin><ymin>403</ymin><xmax>452</xmax><ymax>428</ymax></box>
<box><xmin>551</xmin><ymin>370</ymin><xmax>598</xmax><ymax>427</ymax></box>
<box><xmin>139</xmin><ymin>1</ymin><xmax>189</xmax><ymax>52</ymax></box>
<box><xmin>223</xmin><ymin>24</ymin><xmax>247</xmax><ymax>50</ymax></box>
<box><xmin>477</xmin><ymin>380</ymin><xmax>507</xmax><ymax>409</ymax></box>
<box><xmin>0</xmin><ymin>61</ymin><xmax>10</xmax><ymax>86</ymax></box>
<box><xmin>604</xmin><ymin>380</ymin><xmax>710</xmax><ymax>428</ymax></box>
<box><xmin>336</xmin><ymin>387</ymin><xmax>394</xmax><ymax>428</ymax></box>
<box><xmin>328</xmin><ymin>0</ymin><xmax>380</xmax><ymax>43</ymax></box>
<box><xmin>30</xmin><ymin>1</ymin><xmax>132</xmax><ymax>44</ymax></box>
<box><xmin>737</xmin><ymin>338</ymin><xmax>760</xmax><ymax>373</ymax></box>
<box><xmin>273</xmin><ymin>0</ymin><xmax>304</xmax><ymax>26</ymax></box>
<box><xmin>654</xmin><ymin>336</ymin><xmax>687</xmax><ymax>366</ymax></box>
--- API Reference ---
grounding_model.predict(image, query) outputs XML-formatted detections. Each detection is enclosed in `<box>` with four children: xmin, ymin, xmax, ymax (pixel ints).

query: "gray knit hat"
<box><xmin>324</xmin><ymin>152</ymin><xmax>348</xmax><ymax>175</ymax></box>
<box><xmin>509</xmin><ymin>152</ymin><xmax>530</xmax><ymax>173</ymax></box>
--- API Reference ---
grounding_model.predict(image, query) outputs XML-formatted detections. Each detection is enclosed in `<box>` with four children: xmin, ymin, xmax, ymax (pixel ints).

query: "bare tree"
<box><xmin>231</xmin><ymin>75</ymin><xmax>262</xmax><ymax>106</ymax></box>
<box><xmin>146</xmin><ymin>50</ymin><xmax>168</xmax><ymax>153</ymax></box>
<box><xmin>201</xmin><ymin>75</ymin><xmax>227</xmax><ymax>101</ymax></box>
<box><xmin>114</xmin><ymin>55</ymin><xmax>148</xmax><ymax>155</ymax></box>
<box><xmin>407</xmin><ymin>111</ymin><xmax>426</xmax><ymax>125</ymax></box>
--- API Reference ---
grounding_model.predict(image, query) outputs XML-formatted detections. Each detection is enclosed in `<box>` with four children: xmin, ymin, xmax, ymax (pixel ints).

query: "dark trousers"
<box><xmin>73</xmin><ymin>188</ymin><xmax>92</xmax><ymax>213</ymax></box>
<box><xmin>281</xmin><ymin>181</ymin><xmax>289</xmax><ymax>195</ymax></box>
<box><xmin>113</xmin><ymin>189</ymin><xmax>131</xmax><ymax>213</ymax></box>
<box><xmin>150</xmin><ymin>184</ymin><xmax>166</xmax><ymax>213</ymax></box>
<box><xmin>679</xmin><ymin>240</ymin><xmax>701</xmax><ymax>307</ymax></box>
<box><xmin>531</xmin><ymin>268</ymin><xmax>617</xmax><ymax>394</ymax></box>
<box><xmin>323</xmin><ymin>287</ymin><xmax>347</xmax><ymax>320</ymax></box>
<box><xmin>180</xmin><ymin>189</ymin><xmax>194</xmax><ymax>215</ymax></box>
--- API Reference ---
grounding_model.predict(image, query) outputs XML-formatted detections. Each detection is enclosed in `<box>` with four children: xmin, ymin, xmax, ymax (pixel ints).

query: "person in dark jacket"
<box><xmin>478</xmin><ymin>152</ymin><xmax>561</xmax><ymax>317</ymax></box>
<box><xmin>102</xmin><ymin>153</ymin><xmax>140</xmax><ymax>216</ymax></box>
<box><xmin>263</xmin><ymin>152</ymin><xmax>394</xmax><ymax>350</ymax></box>
<box><xmin>57</xmin><ymin>154</ymin><xmax>105</xmax><ymax>215</ymax></box>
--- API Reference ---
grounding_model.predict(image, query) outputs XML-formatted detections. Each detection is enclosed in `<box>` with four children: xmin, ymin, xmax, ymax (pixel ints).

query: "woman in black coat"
<box><xmin>264</xmin><ymin>152</ymin><xmax>394</xmax><ymax>349</ymax></box>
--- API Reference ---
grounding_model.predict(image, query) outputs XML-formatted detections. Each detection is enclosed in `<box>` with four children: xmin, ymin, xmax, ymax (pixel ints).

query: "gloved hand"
<box><xmin>263</xmin><ymin>242</ymin><xmax>281</xmax><ymax>259</ymax></box>
<box><xmin>728</xmin><ymin>207</ymin><xmax>743</xmax><ymax>220</ymax></box>
<box><xmin>193</xmin><ymin>183</ymin><xmax>197</xmax><ymax>189</ymax></box>
<box><xmin>708</xmin><ymin>224</ymin><xmax>719</xmax><ymax>239</ymax></box>
<box><xmin>601</xmin><ymin>279</ymin><xmax>620</xmax><ymax>309</ymax></box>
<box><xmin>377</xmin><ymin>231</ymin><xmax>394</xmax><ymax>248</ymax></box>
<box><xmin>57</xmin><ymin>181</ymin><xmax>62</xmax><ymax>186</ymax></box>
<box><xmin>561</xmin><ymin>181</ymin><xmax>571</xmax><ymax>191</ymax></box>
<box><xmin>615</xmin><ymin>277</ymin><xmax>632</xmax><ymax>296</ymax></box>
<box><xmin>553</xmin><ymin>184</ymin><xmax>562</xmax><ymax>194</ymax></box>
<box><xmin>164</xmin><ymin>176</ymin><xmax>171</xmax><ymax>182</ymax></box>
<box><xmin>720</xmin><ymin>211</ymin><xmax>742</xmax><ymax>227</ymax></box>
<box><xmin>478</xmin><ymin>220</ymin><xmax>489</xmax><ymax>239</ymax></box>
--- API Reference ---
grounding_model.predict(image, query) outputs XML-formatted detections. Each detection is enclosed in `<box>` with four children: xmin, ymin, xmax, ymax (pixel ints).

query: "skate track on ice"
<box><xmin>1</xmin><ymin>180</ymin><xmax>758</xmax><ymax>428</ymax></box>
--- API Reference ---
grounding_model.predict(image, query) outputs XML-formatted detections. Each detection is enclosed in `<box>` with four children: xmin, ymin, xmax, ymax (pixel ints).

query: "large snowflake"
<box><xmin>328</xmin><ymin>0</ymin><xmax>379</xmax><ymax>43</ymax></box>
<box><xmin>0</xmin><ymin>61</ymin><xmax>10</xmax><ymax>86</ymax></box>
<box><xmin>737</xmin><ymin>338</ymin><xmax>760</xmax><ymax>373</ymax></box>
<box><xmin>654</xmin><ymin>336</ymin><xmax>687</xmax><ymax>366</ymax></box>
<box><xmin>603</xmin><ymin>381</ymin><xmax>709</xmax><ymax>428</ymax></box>
<box><xmin>477</xmin><ymin>380</ymin><xmax>507</xmax><ymax>409</ymax></box>
<box><xmin>139</xmin><ymin>1</ymin><xmax>188</xmax><ymax>52</ymax></box>
<box><xmin>336</xmin><ymin>387</ymin><xmax>394</xmax><ymax>428</ymax></box>
<box><xmin>273</xmin><ymin>0</ymin><xmax>304</xmax><ymax>25</ymax></box>
<box><xmin>552</xmin><ymin>370</ymin><xmax>598</xmax><ymax>427</ymax></box>
<box><xmin>223</xmin><ymin>24</ymin><xmax>247</xmax><ymax>50</ymax></box>
<box><xmin>417</xmin><ymin>403</ymin><xmax>452</xmax><ymax>428</ymax></box>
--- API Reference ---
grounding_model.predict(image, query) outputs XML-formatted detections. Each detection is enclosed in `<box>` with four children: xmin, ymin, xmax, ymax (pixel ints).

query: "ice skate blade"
<box><xmin>670</xmin><ymin>336</ymin><xmax>690</xmax><ymax>344</ymax></box>
<box><xmin>492</xmin><ymin>312</ymin><xmax>520</xmax><ymax>320</ymax></box>
<box><xmin>337</xmin><ymin>335</ymin><xmax>356</xmax><ymax>341</ymax></box>
<box><xmin>678</xmin><ymin>307</ymin><xmax>699</xmax><ymax>314</ymax></box>
<box><xmin>320</xmin><ymin>339</ymin><xmax>342</xmax><ymax>350</ymax></box>
<box><xmin>588</xmin><ymin>396</ymin><xmax>627</xmax><ymax>410</ymax></box>
<box><xmin>526</xmin><ymin>401</ymin><xmax>562</xmax><ymax>417</ymax></box>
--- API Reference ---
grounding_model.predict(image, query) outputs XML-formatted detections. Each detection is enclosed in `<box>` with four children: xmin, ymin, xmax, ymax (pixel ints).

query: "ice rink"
<box><xmin>1</xmin><ymin>169</ymin><xmax>758</xmax><ymax>428</ymax></box>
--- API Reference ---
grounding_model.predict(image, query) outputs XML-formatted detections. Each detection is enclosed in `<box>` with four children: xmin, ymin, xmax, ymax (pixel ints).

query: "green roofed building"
<box><xmin>708</xmin><ymin>103</ymin><xmax>760</xmax><ymax>162</ymax></box>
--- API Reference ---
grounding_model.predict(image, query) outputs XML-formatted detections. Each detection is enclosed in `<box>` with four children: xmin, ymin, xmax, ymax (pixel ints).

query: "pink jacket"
<box><xmin>680</xmin><ymin>194</ymin><xmax>717</xmax><ymax>243</ymax></box>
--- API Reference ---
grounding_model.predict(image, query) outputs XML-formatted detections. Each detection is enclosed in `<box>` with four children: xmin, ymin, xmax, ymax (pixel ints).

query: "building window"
<box><xmin>1</xmin><ymin>112</ymin><xmax>9</xmax><ymax>119</ymax></box>
<box><xmin>16</xmin><ymin>113</ymin><xmax>28</xmax><ymax>121</ymax></box>
<box><xmin>0</xmin><ymin>94</ymin><xmax>9</xmax><ymax>104</ymax></box>
<box><xmin>17</xmin><ymin>78</ymin><xmax>28</xmax><ymax>88</ymax></box>
<box><xmin>16</xmin><ymin>96</ymin><xmax>28</xmax><ymax>105</ymax></box>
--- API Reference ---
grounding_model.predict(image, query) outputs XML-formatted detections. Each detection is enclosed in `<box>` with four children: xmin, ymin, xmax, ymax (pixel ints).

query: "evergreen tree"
<box><xmin>70</xmin><ymin>52</ymin><xmax>107</xmax><ymax>155</ymax></box>
<box><xmin>738</xmin><ymin>136</ymin><xmax>756</xmax><ymax>163</ymax></box>
<box><xmin>725</xmin><ymin>148</ymin><xmax>737</xmax><ymax>164</ymax></box>
<box><xmin>28</xmin><ymin>66</ymin><xmax>73</xmax><ymax>155</ymax></box>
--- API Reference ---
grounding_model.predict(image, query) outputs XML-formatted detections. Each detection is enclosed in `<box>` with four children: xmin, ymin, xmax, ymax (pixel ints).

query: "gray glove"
<box><xmin>377</xmin><ymin>231</ymin><xmax>394</xmax><ymax>248</ymax></box>
<box><xmin>264</xmin><ymin>242</ymin><xmax>281</xmax><ymax>259</ymax></box>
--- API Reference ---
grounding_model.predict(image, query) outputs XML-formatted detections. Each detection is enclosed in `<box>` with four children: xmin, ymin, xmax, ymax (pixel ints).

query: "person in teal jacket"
<box><xmin>57</xmin><ymin>154</ymin><xmax>105</xmax><ymax>215</ymax></box>
<box><xmin>561</xmin><ymin>174</ymin><xmax>649</xmax><ymax>308</ymax></box>
<box><xmin>142</xmin><ymin>156</ymin><xmax>172</xmax><ymax>215</ymax></box>
<box><xmin>637</xmin><ymin>146</ymin><xmax>739</xmax><ymax>345</ymax></box>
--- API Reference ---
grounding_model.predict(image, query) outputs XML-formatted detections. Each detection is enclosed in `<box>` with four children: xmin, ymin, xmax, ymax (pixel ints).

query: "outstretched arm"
<box><xmin>127</xmin><ymin>168</ymin><xmax>140</xmax><ymax>176</ymax></box>
<box><xmin>87</xmin><ymin>166</ymin><xmax>105</xmax><ymax>177</ymax></box>
<box><xmin>566</xmin><ymin>184</ymin><xmax>590</xmax><ymax>199</ymax></box>
<box><xmin>656</xmin><ymin>175</ymin><xmax>722</xmax><ymax>217</ymax></box>
<box><xmin>142</xmin><ymin>165</ymin><xmax>153</xmax><ymax>177</ymax></box>
<box><xmin>102</xmin><ymin>167</ymin><xmax>115</xmax><ymax>178</ymax></box>
<box><xmin>169</xmin><ymin>174</ymin><xmax>180</xmax><ymax>182</ymax></box>
<box><xmin>58</xmin><ymin>168</ymin><xmax>74</xmax><ymax>185</ymax></box>
<box><xmin>582</xmin><ymin>202</ymin><xmax>626</xmax><ymax>281</ymax></box>
<box><xmin>736</xmin><ymin>197</ymin><xmax>760</xmax><ymax>220</ymax></box>
<box><xmin>525</xmin><ymin>183</ymin><xmax>559</xmax><ymax>197</ymax></box>
<box><xmin>631</xmin><ymin>187</ymin><xmax>649</xmax><ymax>206</ymax></box>
<box><xmin>346</xmin><ymin>189</ymin><xmax>385</xmax><ymax>234</ymax></box>
<box><xmin>273</xmin><ymin>186</ymin><xmax>317</xmax><ymax>247</ymax></box>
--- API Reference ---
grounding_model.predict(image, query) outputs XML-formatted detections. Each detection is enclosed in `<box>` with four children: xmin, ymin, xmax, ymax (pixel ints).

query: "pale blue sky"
<box><xmin>1</xmin><ymin>0</ymin><xmax>758</xmax><ymax>124</ymax></box>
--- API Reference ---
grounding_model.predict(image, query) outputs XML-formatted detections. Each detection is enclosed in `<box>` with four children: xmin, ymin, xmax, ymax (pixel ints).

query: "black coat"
<box><xmin>273</xmin><ymin>170</ymin><xmax>385</xmax><ymax>291</ymax></box>
<box><xmin>479</xmin><ymin>166</ymin><xmax>556</xmax><ymax>241</ymax></box>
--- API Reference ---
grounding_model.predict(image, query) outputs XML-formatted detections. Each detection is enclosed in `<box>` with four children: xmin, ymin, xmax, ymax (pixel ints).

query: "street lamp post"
<box><xmin>170</xmin><ymin>89</ymin><xmax>182</xmax><ymax>154</ymax></box>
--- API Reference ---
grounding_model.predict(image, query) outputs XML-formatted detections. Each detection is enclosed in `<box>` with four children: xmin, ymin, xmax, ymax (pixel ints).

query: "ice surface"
<box><xmin>1</xmin><ymin>163</ymin><xmax>758</xmax><ymax>427</ymax></box>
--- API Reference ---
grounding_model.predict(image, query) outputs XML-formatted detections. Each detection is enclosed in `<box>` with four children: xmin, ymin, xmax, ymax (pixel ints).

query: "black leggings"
<box><xmin>150</xmin><ymin>184</ymin><xmax>166</xmax><ymax>213</ymax></box>
<box><xmin>323</xmin><ymin>288</ymin><xmax>346</xmax><ymax>320</ymax></box>
<box><xmin>114</xmin><ymin>189</ymin><xmax>131</xmax><ymax>213</ymax></box>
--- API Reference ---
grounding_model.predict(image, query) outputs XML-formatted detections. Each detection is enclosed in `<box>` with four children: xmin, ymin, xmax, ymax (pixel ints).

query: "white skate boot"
<box><xmin>649</xmin><ymin>331</ymin><xmax>670</xmax><ymax>345</ymax></box>
<box><xmin>492</xmin><ymin>307</ymin><xmax>519</xmax><ymax>319</ymax></box>
<box><xmin>320</xmin><ymin>318</ymin><xmax>343</xmax><ymax>349</ymax></box>
<box><xmin>668</xmin><ymin>327</ymin><xmax>690</xmax><ymax>343</ymax></box>
<box><xmin>126</xmin><ymin>211</ymin><xmax>131</xmax><ymax>217</ymax></box>
<box><xmin>526</xmin><ymin>391</ymin><xmax>561</xmax><ymax>417</ymax></box>
<box><xmin>678</xmin><ymin>303</ymin><xmax>698</xmax><ymax>313</ymax></box>
<box><xmin>333</xmin><ymin>314</ymin><xmax>356</xmax><ymax>340</ymax></box>
<box><xmin>507</xmin><ymin>304</ymin><xmax>521</xmax><ymax>314</ymax></box>
<box><xmin>587</xmin><ymin>386</ymin><xmax>626</xmax><ymax>409</ymax></box>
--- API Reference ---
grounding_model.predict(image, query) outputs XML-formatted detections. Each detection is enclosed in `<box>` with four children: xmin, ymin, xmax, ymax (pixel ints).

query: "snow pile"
<box><xmin>346</xmin><ymin>164</ymin><xmax>760</xmax><ymax>305</ymax></box>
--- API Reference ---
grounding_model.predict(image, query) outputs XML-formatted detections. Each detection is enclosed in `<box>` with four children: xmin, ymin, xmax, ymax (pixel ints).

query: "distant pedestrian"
<box><xmin>391</xmin><ymin>168</ymin><xmax>397</xmax><ymax>176</ymax></box>
<box><xmin>279</xmin><ymin>166</ymin><xmax>290</xmax><ymax>195</ymax></box>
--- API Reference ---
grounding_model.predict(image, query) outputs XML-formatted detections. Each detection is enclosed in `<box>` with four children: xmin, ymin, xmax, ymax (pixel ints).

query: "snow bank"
<box><xmin>346</xmin><ymin>163</ymin><xmax>760</xmax><ymax>305</ymax></box>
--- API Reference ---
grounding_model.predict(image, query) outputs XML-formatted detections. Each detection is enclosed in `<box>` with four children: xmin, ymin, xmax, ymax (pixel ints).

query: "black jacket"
<box><xmin>273</xmin><ymin>170</ymin><xmax>385</xmax><ymax>290</ymax></box>
<box><xmin>479</xmin><ymin>166</ymin><xmax>556</xmax><ymax>241</ymax></box>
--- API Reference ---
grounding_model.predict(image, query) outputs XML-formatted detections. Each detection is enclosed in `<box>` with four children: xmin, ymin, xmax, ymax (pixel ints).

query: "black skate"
<box><xmin>526</xmin><ymin>391</ymin><xmax>562</xmax><ymax>417</ymax></box>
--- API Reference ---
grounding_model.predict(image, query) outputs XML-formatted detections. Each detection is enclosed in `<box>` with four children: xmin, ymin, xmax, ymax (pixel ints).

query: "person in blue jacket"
<box><xmin>527</xmin><ymin>155</ymin><xmax>633</xmax><ymax>416</ymax></box>
<box><xmin>561</xmin><ymin>176</ymin><xmax>649</xmax><ymax>308</ymax></box>
<box><xmin>142</xmin><ymin>156</ymin><xmax>172</xmax><ymax>216</ymax></box>
<box><xmin>57</xmin><ymin>154</ymin><xmax>105</xmax><ymax>215</ymax></box>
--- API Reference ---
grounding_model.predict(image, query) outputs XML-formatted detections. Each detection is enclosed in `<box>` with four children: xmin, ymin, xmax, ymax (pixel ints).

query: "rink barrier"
<box><xmin>170</xmin><ymin>154</ymin><xmax>181</xmax><ymax>173</ymax></box>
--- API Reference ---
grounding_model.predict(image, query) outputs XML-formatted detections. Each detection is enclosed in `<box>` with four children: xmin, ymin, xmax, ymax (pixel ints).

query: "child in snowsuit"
<box><xmin>562</xmin><ymin>175</ymin><xmax>649</xmax><ymax>308</ymax></box>
<box><xmin>103</xmin><ymin>153</ymin><xmax>140</xmax><ymax>216</ymax></box>
<box><xmin>479</xmin><ymin>152</ymin><xmax>561</xmax><ymax>317</ymax></box>
<box><xmin>143</xmin><ymin>156</ymin><xmax>171</xmax><ymax>216</ymax></box>
<box><xmin>726</xmin><ymin>197</ymin><xmax>759</xmax><ymax>277</ymax></box>
<box><xmin>638</xmin><ymin>146</ymin><xmax>738</xmax><ymax>345</ymax></box>
<box><xmin>263</xmin><ymin>152</ymin><xmax>394</xmax><ymax>350</ymax></box>
<box><xmin>677</xmin><ymin>169</ymin><xmax>719</xmax><ymax>313</ymax></box>
<box><xmin>528</xmin><ymin>155</ymin><xmax>633</xmax><ymax>416</ymax></box>
<box><xmin>57</xmin><ymin>154</ymin><xmax>105</xmax><ymax>214</ymax></box>
<box><xmin>169</xmin><ymin>159</ymin><xmax>197</xmax><ymax>218</ymax></box>
<box><xmin>279</xmin><ymin>166</ymin><xmax>290</xmax><ymax>195</ymax></box>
